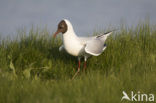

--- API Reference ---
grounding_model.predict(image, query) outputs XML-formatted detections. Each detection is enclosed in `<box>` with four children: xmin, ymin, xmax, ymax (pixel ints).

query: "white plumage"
<box><xmin>54</xmin><ymin>19</ymin><xmax>113</xmax><ymax>79</ymax></box>
<box><xmin>60</xmin><ymin>19</ymin><xmax>112</xmax><ymax>58</ymax></box>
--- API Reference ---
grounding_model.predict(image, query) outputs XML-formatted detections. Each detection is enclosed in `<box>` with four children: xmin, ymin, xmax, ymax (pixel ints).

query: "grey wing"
<box><xmin>84</xmin><ymin>39</ymin><xmax>106</xmax><ymax>56</ymax></box>
<box><xmin>79</xmin><ymin>31</ymin><xmax>113</xmax><ymax>44</ymax></box>
<box><xmin>59</xmin><ymin>45</ymin><xmax>64</xmax><ymax>52</ymax></box>
<box><xmin>78</xmin><ymin>36</ymin><xmax>94</xmax><ymax>44</ymax></box>
<box><xmin>96</xmin><ymin>31</ymin><xmax>113</xmax><ymax>42</ymax></box>
<box><xmin>80</xmin><ymin>31</ymin><xmax>113</xmax><ymax>56</ymax></box>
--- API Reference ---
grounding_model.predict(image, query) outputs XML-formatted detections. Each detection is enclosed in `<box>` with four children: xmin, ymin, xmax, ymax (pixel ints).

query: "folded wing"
<box><xmin>84</xmin><ymin>31</ymin><xmax>112</xmax><ymax>56</ymax></box>
<box><xmin>85</xmin><ymin>39</ymin><xmax>105</xmax><ymax>56</ymax></box>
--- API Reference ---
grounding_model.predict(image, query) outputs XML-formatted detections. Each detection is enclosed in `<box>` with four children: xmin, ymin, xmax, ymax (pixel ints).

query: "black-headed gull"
<box><xmin>53</xmin><ymin>19</ymin><xmax>113</xmax><ymax>79</ymax></box>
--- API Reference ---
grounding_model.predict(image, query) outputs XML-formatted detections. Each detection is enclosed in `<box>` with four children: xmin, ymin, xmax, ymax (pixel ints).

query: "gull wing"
<box><xmin>78</xmin><ymin>31</ymin><xmax>113</xmax><ymax>44</ymax></box>
<box><xmin>84</xmin><ymin>39</ymin><xmax>105</xmax><ymax>56</ymax></box>
<box><xmin>96</xmin><ymin>31</ymin><xmax>113</xmax><ymax>42</ymax></box>
<box><xmin>84</xmin><ymin>31</ymin><xmax>113</xmax><ymax>56</ymax></box>
<box><xmin>59</xmin><ymin>45</ymin><xmax>64</xmax><ymax>52</ymax></box>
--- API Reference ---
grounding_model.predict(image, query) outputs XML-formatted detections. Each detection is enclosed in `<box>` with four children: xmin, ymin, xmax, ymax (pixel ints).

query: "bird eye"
<box><xmin>59</xmin><ymin>26</ymin><xmax>62</xmax><ymax>29</ymax></box>
<box><xmin>60</xmin><ymin>25</ymin><xmax>64</xmax><ymax>29</ymax></box>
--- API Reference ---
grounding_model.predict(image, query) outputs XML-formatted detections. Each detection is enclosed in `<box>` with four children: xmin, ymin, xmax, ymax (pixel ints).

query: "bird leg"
<box><xmin>83</xmin><ymin>61</ymin><xmax>86</xmax><ymax>71</ymax></box>
<box><xmin>72</xmin><ymin>58</ymin><xmax>81</xmax><ymax>80</ymax></box>
<box><xmin>83</xmin><ymin>56</ymin><xmax>87</xmax><ymax>72</ymax></box>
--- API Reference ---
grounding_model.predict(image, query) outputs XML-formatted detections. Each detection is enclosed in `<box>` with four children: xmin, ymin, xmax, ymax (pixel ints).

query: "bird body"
<box><xmin>60</xmin><ymin>19</ymin><xmax>112</xmax><ymax>57</ymax></box>
<box><xmin>63</xmin><ymin>31</ymin><xmax>84</xmax><ymax>57</ymax></box>
<box><xmin>53</xmin><ymin>19</ymin><xmax>113</xmax><ymax>79</ymax></box>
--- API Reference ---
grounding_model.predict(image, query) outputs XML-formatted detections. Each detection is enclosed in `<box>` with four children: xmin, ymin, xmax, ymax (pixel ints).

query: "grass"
<box><xmin>0</xmin><ymin>22</ymin><xmax>156</xmax><ymax>103</ymax></box>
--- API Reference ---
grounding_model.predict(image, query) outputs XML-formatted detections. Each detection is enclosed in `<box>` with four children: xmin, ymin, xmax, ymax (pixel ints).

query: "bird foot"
<box><xmin>72</xmin><ymin>68</ymin><xmax>80</xmax><ymax>80</ymax></box>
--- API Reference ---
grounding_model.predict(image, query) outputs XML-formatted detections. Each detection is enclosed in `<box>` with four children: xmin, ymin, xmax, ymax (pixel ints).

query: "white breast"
<box><xmin>63</xmin><ymin>33</ymin><xmax>84</xmax><ymax>56</ymax></box>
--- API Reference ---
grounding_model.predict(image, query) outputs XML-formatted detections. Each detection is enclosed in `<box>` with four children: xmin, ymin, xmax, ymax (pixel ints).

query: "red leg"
<box><xmin>72</xmin><ymin>58</ymin><xmax>81</xmax><ymax>80</ymax></box>
<box><xmin>84</xmin><ymin>61</ymin><xmax>86</xmax><ymax>69</ymax></box>
<box><xmin>78</xmin><ymin>59</ymin><xmax>81</xmax><ymax>68</ymax></box>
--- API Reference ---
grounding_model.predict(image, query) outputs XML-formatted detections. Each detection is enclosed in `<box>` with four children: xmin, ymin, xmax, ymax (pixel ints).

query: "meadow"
<box><xmin>0</xmin><ymin>22</ymin><xmax>156</xmax><ymax>103</ymax></box>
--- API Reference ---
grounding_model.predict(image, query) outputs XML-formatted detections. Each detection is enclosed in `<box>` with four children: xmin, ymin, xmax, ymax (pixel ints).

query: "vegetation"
<box><xmin>0</xmin><ymin>22</ymin><xmax>156</xmax><ymax>103</ymax></box>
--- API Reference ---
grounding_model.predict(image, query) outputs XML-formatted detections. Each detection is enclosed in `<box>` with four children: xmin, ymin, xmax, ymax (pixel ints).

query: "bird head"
<box><xmin>53</xmin><ymin>20</ymin><xmax>67</xmax><ymax>38</ymax></box>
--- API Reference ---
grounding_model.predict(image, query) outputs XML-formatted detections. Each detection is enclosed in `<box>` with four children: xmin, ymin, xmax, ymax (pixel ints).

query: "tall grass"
<box><xmin>0</xmin><ymin>23</ymin><xmax>156</xmax><ymax>103</ymax></box>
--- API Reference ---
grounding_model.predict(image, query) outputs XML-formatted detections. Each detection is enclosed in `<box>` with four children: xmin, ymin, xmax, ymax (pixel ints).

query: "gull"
<box><xmin>53</xmin><ymin>19</ymin><xmax>113</xmax><ymax>79</ymax></box>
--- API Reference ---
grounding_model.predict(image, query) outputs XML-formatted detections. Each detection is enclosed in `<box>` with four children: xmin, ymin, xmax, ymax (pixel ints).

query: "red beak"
<box><xmin>53</xmin><ymin>30</ymin><xmax>61</xmax><ymax>38</ymax></box>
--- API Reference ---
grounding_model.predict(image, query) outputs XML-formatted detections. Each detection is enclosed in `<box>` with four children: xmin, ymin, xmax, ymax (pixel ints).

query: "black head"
<box><xmin>53</xmin><ymin>20</ymin><xmax>67</xmax><ymax>37</ymax></box>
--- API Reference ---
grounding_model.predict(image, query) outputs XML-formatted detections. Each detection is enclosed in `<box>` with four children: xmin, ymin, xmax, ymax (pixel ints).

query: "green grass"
<box><xmin>0</xmin><ymin>23</ymin><xmax>156</xmax><ymax>103</ymax></box>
